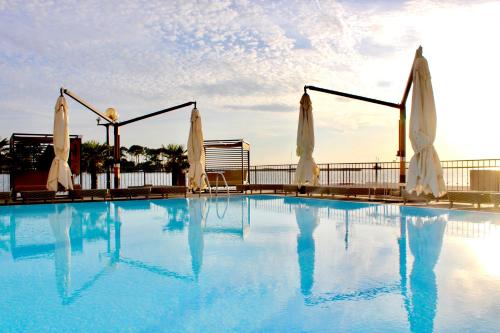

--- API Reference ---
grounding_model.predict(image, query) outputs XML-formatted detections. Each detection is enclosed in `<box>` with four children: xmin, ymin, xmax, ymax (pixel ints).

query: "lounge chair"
<box><xmin>128</xmin><ymin>186</ymin><xmax>151</xmax><ymax>199</ymax></box>
<box><xmin>283</xmin><ymin>184</ymin><xmax>299</xmax><ymax>196</ymax></box>
<box><xmin>109</xmin><ymin>188</ymin><xmax>131</xmax><ymax>200</ymax></box>
<box><xmin>235</xmin><ymin>184</ymin><xmax>249</xmax><ymax>193</ymax></box>
<box><xmin>304</xmin><ymin>186</ymin><xmax>330</xmax><ymax>196</ymax></box>
<box><xmin>21</xmin><ymin>190</ymin><xmax>56</xmax><ymax>203</ymax></box>
<box><xmin>447</xmin><ymin>191</ymin><xmax>490</xmax><ymax>208</ymax></box>
<box><xmin>402</xmin><ymin>191</ymin><xmax>435</xmax><ymax>205</ymax></box>
<box><xmin>247</xmin><ymin>184</ymin><xmax>284</xmax><ymax>194</ymax></box>
<box><xmin>0</xmin><ymin>191</ymin><xmax>11</xmax><ymax>204</ymax></box>
<box><xmin>490</xmin><ymin>193</ymin><xmax>500</xmax><ymax>207</ymax></box>
<box><xmin>150</xmin><ymin>186</ymin><xmax>187</xmax><ymax>198</ymax></box>
<box><xmin>69</xmin><ymin>189</ymin><xmax>108</xmax><ymax>201</ymax></box>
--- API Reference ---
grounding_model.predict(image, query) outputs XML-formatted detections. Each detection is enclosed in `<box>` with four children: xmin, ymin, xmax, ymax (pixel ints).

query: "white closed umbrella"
<box><xmin>294</xmin><ymin>93</ymin><xmax>320</xmax><ymax>186</ymax></box>
<box><xmin>47</xmin><ymin>96</ymin><xmax>73</xmax><ymax>191</ymax></box>
<box><xmin>407</xmin><ymin>46</ymin><xmax>446</xmax><ymax>197</ymax></box>
<box><xmin>187</xmin><ymin>108</ymin><xmax>207</xmax><ymax>191</ymax></box>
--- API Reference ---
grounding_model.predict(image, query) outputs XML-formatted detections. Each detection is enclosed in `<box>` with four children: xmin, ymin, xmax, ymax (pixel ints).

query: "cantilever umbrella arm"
<box><xmin>304</xmin><ymin>64</ymin><xmax>415</xmax><ymax>184</ymax></box>
<box><xmin>61</xmin><ymin>87</ymin><xmax>114</xmax><ymax>124</ymax></box>
<box><xmin>60</xmin><ymin>86</ymin><xmax>196</xmax><ymax>189</ymax></box>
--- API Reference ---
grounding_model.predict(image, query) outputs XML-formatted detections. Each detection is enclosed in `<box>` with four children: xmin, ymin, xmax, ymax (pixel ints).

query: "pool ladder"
<box><xmin>199</xmin><ymin>172</ymin><xmax>230</xmax><ymax>196</ymax></box>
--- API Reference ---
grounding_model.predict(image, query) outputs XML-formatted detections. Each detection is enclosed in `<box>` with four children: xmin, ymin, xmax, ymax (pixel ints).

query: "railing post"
<box><xmin>327</xmin><ymin>164</ymin><xmax>330</xmax><ymax>185</ymax></box>
<box><xmin>143</xmin><ymin>171</ymin><xmax>146</xmax><ymax>186</ymax></box>
<box><xmin>289</xmin><ymin>164</ymin><xmax>292</xmax><ymax>184</ymax></box>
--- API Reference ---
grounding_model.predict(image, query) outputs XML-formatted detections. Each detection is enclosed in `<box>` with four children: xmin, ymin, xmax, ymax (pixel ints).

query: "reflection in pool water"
<box><xmin>1</xmin><ymin>196</ymin><xmax>500</xmax><ymax>332</ymax></box>
<box><xmin>406</xmin><ymin>213</ymin><xmax>447</xmax><ymax>333</ymax></box>
<box><xmin>294</xmin><ymin>203</ymin><xmax>319</xmax><ymax>296</ymax></box>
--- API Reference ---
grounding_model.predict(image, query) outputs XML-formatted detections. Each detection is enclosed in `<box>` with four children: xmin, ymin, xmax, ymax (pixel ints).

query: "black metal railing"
<box><xmin>0</xmin><ymin>172</ymin><xmax>9</xmax><ymax>192</ymax></box>
<box><xmin>249</xmin><ymin>159</ymin><xmax>500</xmax><ymax>192</ymax></box>
<box><xmin>2</xmin><ymin>159</ymin><xmax>500</xmax><ymax>192</ymax></box>
<box><xmin>73</xmin><ymin>171</ymin><xmax>173</xmax><ymax>190</ymax></box>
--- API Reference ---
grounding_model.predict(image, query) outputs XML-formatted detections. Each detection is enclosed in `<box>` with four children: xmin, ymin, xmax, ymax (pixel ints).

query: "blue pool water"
<box><xmin>1</xmin><ymin>196</ymin><xmax>500</xmax><ymax>332</ymax></box>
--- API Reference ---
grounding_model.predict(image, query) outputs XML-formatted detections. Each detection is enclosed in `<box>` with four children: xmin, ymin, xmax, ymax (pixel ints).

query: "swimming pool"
<box><xmin>1</xmin><ymin>196</ymin><xmax>500</xmax><ymax>332</ymax></box>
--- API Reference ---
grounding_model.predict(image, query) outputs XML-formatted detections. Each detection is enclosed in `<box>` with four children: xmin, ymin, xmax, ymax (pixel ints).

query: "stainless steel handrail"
<box><xmin>204</xmin><ymin>172</ymin><xmax>230</xmax><ymax>196</ymax></box>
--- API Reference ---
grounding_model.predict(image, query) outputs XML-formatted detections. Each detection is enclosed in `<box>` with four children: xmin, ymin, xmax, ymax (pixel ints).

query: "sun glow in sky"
<box><xmin>0</xmin><ymin>0</ymin><xmax>499</xmax><ymax>164</ymax></box>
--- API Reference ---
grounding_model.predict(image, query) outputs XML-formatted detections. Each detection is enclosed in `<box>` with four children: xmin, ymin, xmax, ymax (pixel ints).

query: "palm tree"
<box><xmin>0</xmin><ymin>137</ymin><xmax>10</xmax><ymax>172</ymax></box>
<box><xmin>144</xmin><ymin>147</ymin><xmax>163</xmax><ymax>171</ymax></box>
<box><xmin>164</xmin><ymin>144</ymin><xmax>189</xmax><ymax>186</ymax></box>
<box><xmin>128</xmin><ymin>145</ymin><xmax>144</xmax><ymax>166</ymax></box>
<box><xmin>81</xmin><ymin>141</ymin><xmax>109</xmax><ymax>189</ymax></box>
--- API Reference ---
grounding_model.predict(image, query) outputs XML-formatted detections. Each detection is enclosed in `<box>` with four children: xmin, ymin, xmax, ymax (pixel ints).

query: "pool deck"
<box><xmin>2</xmin><ymin>191</ymin><xmax>500</xmax><ymax>215</ymax></box>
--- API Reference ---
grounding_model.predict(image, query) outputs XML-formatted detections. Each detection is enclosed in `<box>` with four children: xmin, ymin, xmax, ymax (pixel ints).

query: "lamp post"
<box><xmin>105</xmin><ymin>108</ymin><xmax>120</xmax><ymax>189</ymax></box>
<box><xmin>97</xmin><ymin>117</ymin><xmax>111</xmax><ymax>190</ymax></box>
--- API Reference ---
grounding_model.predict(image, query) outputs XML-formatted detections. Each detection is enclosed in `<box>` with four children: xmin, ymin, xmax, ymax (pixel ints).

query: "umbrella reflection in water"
<box><xmin>188</xmin><ymin>198</ymin><xmax>208</xmax><ymax>280</ymax></box>
<box><xmin>49</xmin><ymin>205</ymin><xmax>74</xmax><ymax>300</ymax></box>
<box><xmin>294</xmin><ymin>204</ymin><xmax>320</xmax><ymax>296</ymax></box>
<box><xmin>405</xmin><ymin>210</ymin><xmax>447</xmax><ymax>333</ymax></box>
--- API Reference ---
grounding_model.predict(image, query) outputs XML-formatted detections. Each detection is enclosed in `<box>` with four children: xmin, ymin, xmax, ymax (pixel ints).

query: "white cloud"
<box><xmin>0</xmin><ymin>0</ymin><xmax>499</xmax><ymax>164</ymax></box>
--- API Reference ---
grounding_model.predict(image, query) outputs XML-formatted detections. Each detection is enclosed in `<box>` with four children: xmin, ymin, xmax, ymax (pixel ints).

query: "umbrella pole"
<box><xmin>398</xmin><ymin>106</ymin><xmax>406</xmax><ymax>184</ymax></box>
<box><xmin>113</xmin><ymin>124</ymin><xmax>120</xmax><ymax>189</ymax></box>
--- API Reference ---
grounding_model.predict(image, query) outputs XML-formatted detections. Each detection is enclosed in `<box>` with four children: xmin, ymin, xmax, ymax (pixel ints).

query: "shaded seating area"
<box><xmin>204</xmin><ymin>139</ymin><xmax>250</xmax><ymax>191</ymax></box>
<box><xmin>9</xmin><ymin>133</ymin><xmax>82</xmax><ymax>197</ymax></box>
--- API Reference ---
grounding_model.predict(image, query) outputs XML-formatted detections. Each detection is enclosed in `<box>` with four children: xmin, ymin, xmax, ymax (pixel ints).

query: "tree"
<box><xmin>128</xmin><ymin>145</ymin><xmax>144</xmax><ymax>166</ymax></box>
<box><xmin>0</xmin><ymin>137</ymin><xmax>10</xmax><ymax>172</ymax></box>
<box><xmin>163</xmin><ymin>144</ymin><xmax>189</xmax><ymax>186</ymax></box>
<box><xmin>81</xmin><ymin>141</ymin><xmax>109</xmax><ymax>189</ymax></box>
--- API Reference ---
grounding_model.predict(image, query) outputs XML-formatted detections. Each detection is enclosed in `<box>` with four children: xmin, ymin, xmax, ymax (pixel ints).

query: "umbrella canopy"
<box><xmin>294</xmin><ymin>93</ymin><xmax>320</xmax><ymax>186</ymax></box>
<box><xmin>187</xmin><ymin>108</ymin><xmax>207</xmax><ymax>191</ymax></box>
<box><xmin>47</xmin><ymin>96</ymin><xmax>73</xmax><ymax>191</ymax></box>
<box><xmin>407</xmin><ymin>46</ymin><xmax>446</xmax><ymax>197</ymax></box>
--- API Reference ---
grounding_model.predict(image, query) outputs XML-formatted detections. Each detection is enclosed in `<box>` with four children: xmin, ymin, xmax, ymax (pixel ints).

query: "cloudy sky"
<box><xmin>1</xmin><ymin>0</ymin><xmax>499</xmax><ymax>164</ymax></box>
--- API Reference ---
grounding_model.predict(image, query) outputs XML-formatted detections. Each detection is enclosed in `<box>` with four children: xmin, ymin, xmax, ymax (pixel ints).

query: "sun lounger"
<box><xmin>490</xmin><ymin>193</ymin><xmax>500</xmax><ymax>207</ymax></box>
<box><xmin>447</xmin><ymin>191</ymin><xmax>490</xmax><ymax>208</ymax></box>
<box><xmin>304</xmin><ymin>186</ymin><xmax>330</xmax><ymax>196</ymax></box>
<box><xmin>247</xmin><ymin>184</ymin><xmax>284</xmax><ymax>194</ymax></box>
<box><xmin>109</xmin><ymin>188</ymin><xmax>131</xmax><ymax>200</ymax></box>
<box><xmin>150</xmin><ymin>186</ymin><xmax>187</xmax><ymax>198</ymax></box>
<box><xmin>283</xmin><ymin>185</ymin><xmax>299</xmax><ymax>196</ymax></box>
<box><xmin>21</xmin><ymin>190</ymin><xmax>56</xmax><ymax>203</ymax></box>
<box><xmin>402</xmin><ymin>191</ymin><xmax>435</xmax><ymax>204</ymax></box>
<box><xmin>235</xmin><ymin>184</ymin><xmax>249</xmax><ymax>193</ymax></box>
<box><xmin>128</xmin><ymin>187</ymin><xmax>151</xmax><ymax>199</ymax></box>
<box><xmin>69</xmin><ymin>189</ymin><xmax>108</xmax><ymax>201</ymax></box>
<box><xmin>0</xmin><ymin>192</ymin><xmax>11</xmax><ymax>204</ymax></box>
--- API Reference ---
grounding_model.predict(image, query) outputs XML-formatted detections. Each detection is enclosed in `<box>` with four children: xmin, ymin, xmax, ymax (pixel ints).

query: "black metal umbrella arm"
<box><xmin>60</xmin><ymin>86</ymin><xmax>196</xmax><ymax>189</ymax></box>
<box><xmin>303</xmin><ymin>47</ymin><xmax>419</xmax><ymax>184</ymax></box>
